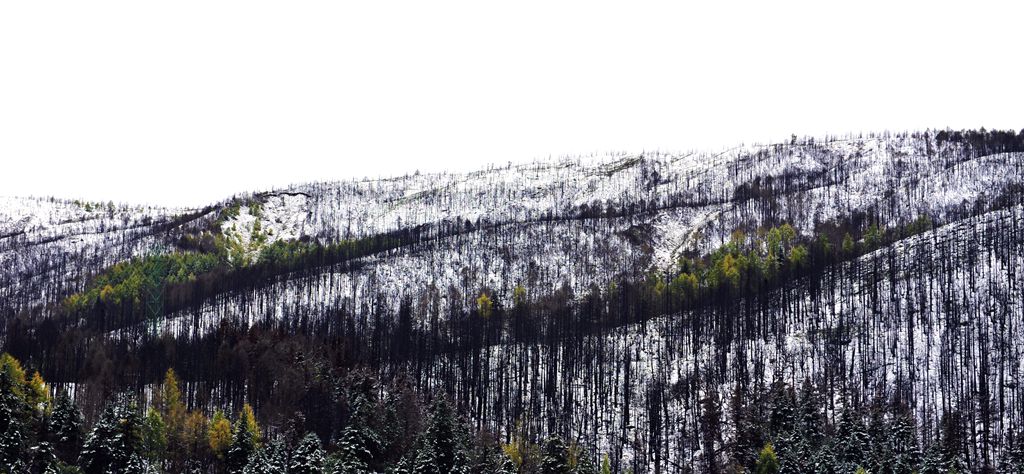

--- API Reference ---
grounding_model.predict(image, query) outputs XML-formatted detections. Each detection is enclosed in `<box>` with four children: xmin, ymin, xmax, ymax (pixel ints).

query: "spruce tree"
<box><xmin>539</xmin><ymin>436</ymin><xmax>570</xmax><ymax>474</ymax></box>
<box><xmin>0</xmin><ymin>355</ymin><xmax>29</xmax><ymax>470</ymax></box>
<box><xmin>413</xmin><ymin>397</ymin><xmax>469</xmax><ymax>474</ymax></box>
<box><xmin>227</xmin><ymin>404</ymin><xmax>261</xmax><ymax>473</ymax></box>
<box><xmin>243</xmin><ymin>446</ymin><xmax>274</xmax><ymax>474</ymax></box>
<box><xmin>333</xmin><ymin>394</ymin><xmax>382</xmax><ymax>472</ymax></box>
<box><xmin>143</xmin><ymin>407</ymin><xmax>167</xmax><ymax>464</ymax></box>
<box><xmin>290</xmin><ymin>432</ymin><xmax>325</xmax><ymax>474</ymax></box>
<box><xmin>835</xmin><ymin>406</ymin><xmax>868</xmax><ymax>470</ymax></box>
<box><xmin>79</xmin><ymin>395</ymin><xmax>147</xmax><ymax>474</ymax></box>
<box><xmin>755</xmin><ymin>442</ymin><xmax>780</xmax><ymax>474</ymax></box>
<box><xmin>889</xmin><ymin>411</ymin><xmax>922</xmax><ymax>472</ymax></box>
<box><xmin>48</xmin><ymin>392</ymin><xmax>83</xmax><ymax>464</ymax></box>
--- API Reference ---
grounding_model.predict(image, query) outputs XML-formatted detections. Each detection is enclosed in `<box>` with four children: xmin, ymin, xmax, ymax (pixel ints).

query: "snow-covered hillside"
<box><xmin>3</xmin><ymin>129</ymin><xmax>1024</xmax><ymax>472</ymax></box>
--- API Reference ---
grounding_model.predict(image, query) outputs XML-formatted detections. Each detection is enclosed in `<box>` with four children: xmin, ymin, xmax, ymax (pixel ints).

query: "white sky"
<box><xmin>2</xmin><ymin>1</ymin><xmax>1022</xmax><ymax>207</ymax></box>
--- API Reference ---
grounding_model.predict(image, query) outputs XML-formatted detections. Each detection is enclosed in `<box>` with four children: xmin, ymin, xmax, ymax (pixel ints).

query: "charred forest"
<box><xmin>2</xmin><ymin>129</ymin><xmax>1024</xmax><ymax>473</ymax></box>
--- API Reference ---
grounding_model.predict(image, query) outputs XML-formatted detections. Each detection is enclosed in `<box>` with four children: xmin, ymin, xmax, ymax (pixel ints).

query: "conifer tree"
<box><xmin>842</xmin><ymin>232</ymin><xmax>856</xmax><ymax>255</ymax></box>
<box><xmin>540</xmin><ymin>436</ymin><xmax>570</xmax><ymax>474</ymax></box>
<box><xmin>835</xmin><ymin>406</ymin><xmax>868</xmax><ymax>470</ymax></box>
<box><xmin>183</xmin><ymin>410</ymin><xmax>211</xmax><ymax>465</ymax></box>
<box><xmin>227</xmin><ymin>404</ymin><xmax>261</xmax><ymax>473</ymax></box>
<box><xmin>334</xmin><ymin>394</ymin><xmax>383</xmax><ymax>472</ymax></box>
<box><xmin>79</xmin><ymin>395</ymin><xmax>147</xmax><ymax>474</ymax></box>
<box><xmin>208</xmin><ymin>409</ymin><xmax>232</xmax><ymax>461</ymax></box>
<box><xmin>889</xmin><ymin>411</ymin><xmax>922</xmax><ymax>472</ymax></box>
<box><xmin>160</xmin><ymin>368</ymin><xmax>187</xmax><ymax>466</ymax></box>
<box><xmin>143</xmin><ymin>407</ymin><xmax>167</xmax><ymax>464</ymax></box>
<box><xmin>413</xmin><ymin>397</ymin><xmax>469</xmax><ymax>474</ymax></box>
<box><xmin>755</xmin><ymin>442</ymin><xmax>780</xmax><ymax>474</ymax></box>
<box><xmin>48</xmin><ymin>392</ymin><xmax>83</xmax><ymax>464</ymax></box>
<box><xmin>0</xmin><ymin>358</ymin><xmax>30</xmax><ymax>470</ymax></box>
<box><xmin>290</xmin><ymin>432</ymin><xmax>325</xmax><ymax>474</ymax></box>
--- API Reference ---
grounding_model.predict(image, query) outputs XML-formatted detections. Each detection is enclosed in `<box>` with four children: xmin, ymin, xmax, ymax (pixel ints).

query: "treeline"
<box><xmin>0</xmin><ymin>353</ymin><xmax>606</xmax><ymax>474</ymax></box>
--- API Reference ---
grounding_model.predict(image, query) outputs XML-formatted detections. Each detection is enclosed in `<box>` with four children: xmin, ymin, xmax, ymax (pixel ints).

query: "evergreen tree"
<box><xmin>413</xmin><ymin>398</ymin><xmax>469</xmax><ymax>474</ymax></box>
<box><xmin>540</xmin><ymin>436</ymin><xmax>570</xmax><ymax>474</ymax></box>
<box><xmin>244</xmin><ymin>440</ymin><xmax>288</xmax><ymax>474</ymax></box>
<box><xmin>1001</xmin><ymin>430</ymin><xmax>1024</xmax><ymax>473</ymax></box>
<box><xmin>143</xmin><ymin>407</ymin><xmax>167</xmax><ymax>464</ymax></box>
<box><xmin>48</xmin><ymin>392</ymin><xmax>84</xmax><ymax>464</ymax></box>
<box><xmin>889</xmin><ymin>411</ymin><xmax>922</xmax><ymax>472</ymax></box>
<box><xmin>290</xmin><ymin>432</ymin><xmax>325</xmax><ymax>474</ymax></box>
<box><xmin>227</xmin><ymin>404</ymin><xmax>261</xmax><ymax>473</ymax></box>
<box><xmin>79</xmin><ymin>395</ymin><xmax>147</xmax><ymax>474</ymax></box>
<box><xmin>755</xmin><ymin>442</ymin><xmax>780</xmax><ymax>474</ymax></box>
<box><xmin>842</xmin><ymin>232</ymin><xmax>856</xmax><ymax>255</ymax></box>
<box><xmin>834</xmin><ymin>405</ymin><xmax>868</xmax><ymax>469</ymax></box>
<box><xmin>0</xmin><ymin>354</ymin><xmax>30</xmax><ymax>470</ymax></box>
<box><xmin>333</xmin><ymin>394</ymin><xmax>382</xmax><ymax>472</ymax></box>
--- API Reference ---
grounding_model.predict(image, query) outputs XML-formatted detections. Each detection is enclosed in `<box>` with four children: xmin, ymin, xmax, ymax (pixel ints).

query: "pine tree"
<box><xmin>290</xmin><ymin>432</ymin><xmax>325</xmax><ymax>474</ymax></box>
<box><xmin>835</xmin><ymin>406</ymin><xmax>868</xmax><ymax>470</ymax></box>
<box><xmin>244</xmin><ymin>440</ymin><xmax>288</xmax><ymax>474</ymax></box>
<box><xmin>413</xmin><ymin>398</ymin><xmax>469</xmax><ymax>474</ymax></box>
<box><xmin>540</xmin><ymin>436</ymin><xmax>570</xmax><ymax>474</ymax></box>
<box><xmin>48</xmin><ymin>392</ymin><xmax>83</xmax><ymax>464</ymax></box>
<box><xmin>266</xmin><ymin>439</ymin><xmax>289</xmax><ymax>472</ymax></box>
<box><xmin>243</xmin><ymin>446</ymin><xmax>274</xmax><ymax>474</ymax></box>
<box><xmin>889</xmin><ymin>411</ymin><xmax>922</xmax><ymax>472</ymax></box>
<box><xmin>79</xmin><ymin>395</ymin><xmax>147</xmax><ymax>474</ymax></box>
<box><xmin>755</xmin><ymin>442</ymin><xmax>780</xmax><ymax>474</ymax></box>
<box><xmin>333</xmin><ymin>394</ymin><xmax>382</xmax><ymax>472</ymax></box>
<box><xmin>0</xmin><ymin>353</ymin><xmax>29</xmax><ymax>470</ymax></box>
<box><xmin>143</xmin><ymin>407</ymin><xmax>167</xmax><ymax>464</ymax></box>
<box><xmin>842</xmin><ymin>232</ymin><xmax>856</xmax><ymax>255</ymax></box>
<box><xmin>227</xmin><ymin>404</ymin><xmax>261</xmax><ymax>473</ymax></box>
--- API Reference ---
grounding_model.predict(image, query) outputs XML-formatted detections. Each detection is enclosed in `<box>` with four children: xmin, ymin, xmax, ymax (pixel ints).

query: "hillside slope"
<box><xmin>2</xmin><ymin>129</ymin><xmax>1024</xmax><ymax>472</ymax></box>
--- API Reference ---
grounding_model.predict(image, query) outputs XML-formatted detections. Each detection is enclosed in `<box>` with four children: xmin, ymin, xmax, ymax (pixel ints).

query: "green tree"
<box><xmin>48</xmin><ymin>392</ymin><xmax>84</xmax><ymax>464</ymax></box>
<box><xmin>512</xmin><ymin>285</ymin><xmax>528</xmax><ymax>307</ymax></box>
<box><xmin>788</xmin><ymin>244</ymin><xmax>809</xmax><ymax>270</ymax></box>
<box><xmin>143</xmin><ymin>408</ymin><xmax>167</xmax><ymax>464</ymax></box>
<box><xmin>864</xmin><ymin>223</ymin><xmax>884</xmax><ymax>251</ymax></box>
<box><xmin>0</xmin><ymin>359</ymin><xmax>29</xmax><ymax>471</ymax></box>
<box><xmin>842</xmin><ymin>232</ymin><xmax>856</xmax><ymax>256</ymax></box>
<box><xmin>540</xmin><ymin>436</ymin><xmax>570</xmax><ymax>474</ymax></box>
<box><xmin>414</xmin><ymin>398</ymin><xmax>469</xmax><ymax>474</ymax></box>
<box><xmin>227</xmin><ymin>404</ymin><xmax>261</xmax><ymax>473</ymax></box>
<box><xmin>79</xmin><ymin>395</ymin><xmax>146</xmax><ymax>474</ymax></box>
<box><xmin>755</xmin><ymin>442</ymin><xmax>780</xmax><ymax>474</ymax></box>
<box><xmin>333</xmin><ymin>394</ymin><xmax>382</xmax><ymax>472</ymax></box>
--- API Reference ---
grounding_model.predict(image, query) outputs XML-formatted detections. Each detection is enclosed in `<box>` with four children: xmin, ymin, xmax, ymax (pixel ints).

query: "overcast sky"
<box><xmin>2</xmin><ymin>1</ymin><xmax>1022</xmax><ymax>207</ymax></box>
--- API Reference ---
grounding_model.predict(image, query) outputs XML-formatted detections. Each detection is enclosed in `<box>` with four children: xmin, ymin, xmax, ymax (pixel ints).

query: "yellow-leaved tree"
<box><xmin>208</xmin><ymin>410</ymin><xmax>232</xmax><ymax>460</ymax></box>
